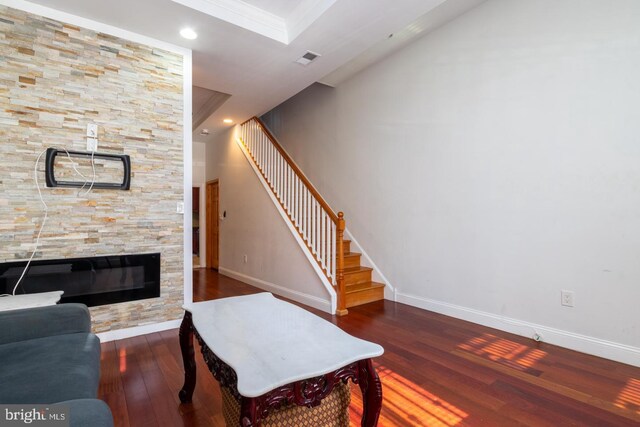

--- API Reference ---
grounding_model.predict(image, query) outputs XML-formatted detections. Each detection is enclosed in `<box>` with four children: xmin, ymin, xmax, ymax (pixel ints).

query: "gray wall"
<box><xmin>262</xmin><ymin>0</ymin><xmax>640</xmax><ymax>365</ymax></box>
<box><xmin>205</xmin><ymin>127</ymin><xmax>332</xmax><ymax>312</ymax></box>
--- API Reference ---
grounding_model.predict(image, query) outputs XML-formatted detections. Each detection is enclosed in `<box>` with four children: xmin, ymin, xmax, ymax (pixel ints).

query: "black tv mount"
<box><xmin>45</xmin><ymin>148</ymin><xmax>131</xmax><ymax>190</ymax></box>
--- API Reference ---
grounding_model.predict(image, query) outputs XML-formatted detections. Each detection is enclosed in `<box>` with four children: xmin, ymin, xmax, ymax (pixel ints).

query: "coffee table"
<box><xmin>178</xmin><ymin>293</ymin><xmax>384</xmax><ymax>426</ymax></box>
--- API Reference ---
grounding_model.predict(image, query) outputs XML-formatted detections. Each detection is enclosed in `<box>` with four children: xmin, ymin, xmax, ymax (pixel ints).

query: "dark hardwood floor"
<box><xmin>99</xmin><ymin>269</ymin><xmax>640</xmax><ymax>426</ymax></box>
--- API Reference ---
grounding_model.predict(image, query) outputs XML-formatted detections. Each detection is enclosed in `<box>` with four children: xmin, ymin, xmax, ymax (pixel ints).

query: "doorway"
<box><xmin>206</xmin><ymin>180</ymin><xmax>219</xmax><ymax>270</ymax></box>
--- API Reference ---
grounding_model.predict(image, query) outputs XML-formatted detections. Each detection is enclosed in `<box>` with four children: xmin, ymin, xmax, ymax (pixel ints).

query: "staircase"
<box><xmin>342</xmin><ymin>239</ymin><xmax>385</xmax><ymax>308</ymax></box>
<box><xmin>238</xmin><ymin>117</ymin><xmax>384</xmax><ymax>315</ymax></box>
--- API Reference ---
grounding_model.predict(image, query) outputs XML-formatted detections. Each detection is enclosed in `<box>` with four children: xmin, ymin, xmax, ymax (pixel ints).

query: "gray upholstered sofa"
<box><xmin>0</xmin><ymin>303</ymin><xmax>113</xmax><ymax>427</ymax></box>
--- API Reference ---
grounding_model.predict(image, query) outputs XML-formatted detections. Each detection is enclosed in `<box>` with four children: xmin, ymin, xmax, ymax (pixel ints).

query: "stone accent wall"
<box><xmin>0</xmin><ymin>5</ymin><xmax>185</xmax><ymax>332</ymax></box>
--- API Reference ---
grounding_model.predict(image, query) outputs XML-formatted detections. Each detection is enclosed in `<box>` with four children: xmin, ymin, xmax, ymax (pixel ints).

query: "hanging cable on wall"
<box><xmin>4</xmin><ymin>147</ymin><xmax>98</xmax><ymax>296</ymax></box>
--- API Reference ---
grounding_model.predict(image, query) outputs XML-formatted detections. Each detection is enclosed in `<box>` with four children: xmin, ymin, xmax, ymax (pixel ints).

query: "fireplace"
<box><xmin>0</xmin><ymin>253</ymin><xmax>160</xmax><ymax>307</ymax></box>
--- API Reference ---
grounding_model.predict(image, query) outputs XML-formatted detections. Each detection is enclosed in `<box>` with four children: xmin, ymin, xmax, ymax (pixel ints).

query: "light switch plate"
<box><xmin>86</xmin><ymin>123</ymin><xmax>98</xmax><ymax>138</ymax></box>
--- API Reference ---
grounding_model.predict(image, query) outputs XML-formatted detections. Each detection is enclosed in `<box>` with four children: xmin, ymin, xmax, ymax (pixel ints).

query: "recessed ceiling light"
<box><xmin>180</xmin><ymin>28</ymin><xmax>198</xmax><ymax>40</ymax></box>
<box><xmin>223</xmin><ymin>118</ymin><xmax>233</xmax><ymax>124</ymax></box>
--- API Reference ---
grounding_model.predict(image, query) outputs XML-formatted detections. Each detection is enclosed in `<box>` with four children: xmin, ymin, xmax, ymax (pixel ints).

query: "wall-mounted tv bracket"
<box><xmin>45</xmin><ymin>148</ymin><xmax>131</xmax><ymax>190</ymax></box>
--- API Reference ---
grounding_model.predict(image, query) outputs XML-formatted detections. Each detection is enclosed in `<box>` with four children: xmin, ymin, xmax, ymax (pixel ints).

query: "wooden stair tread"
<box><xmin>337</xmin><ymin>240</ymin><xmax>381</xmax><ymax>309</ymax></box>
<box><xmin>343</xmin><ymin>266</ymin><xmax>372</xmax><ymax>274</ymax></box>
<box><xmin>342</xmin><ymin>252</ymin><xmax>361</xmax><ymax>268</ymax></box>
<box><xmin>346</xmin><ymin>281</ymin><xmax>385</xmax><ymax>293</ymax></box>
<box><xmin>345</xmin><ymin>280</ymin><xmax>385</xmax><ymax>308</ymax></box>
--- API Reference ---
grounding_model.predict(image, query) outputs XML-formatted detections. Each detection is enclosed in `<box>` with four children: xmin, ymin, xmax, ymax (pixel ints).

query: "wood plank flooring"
<box><xmin>99</xmin><ymin>269</ymin><xmax>640</xmax><ymax>426</ymax></box>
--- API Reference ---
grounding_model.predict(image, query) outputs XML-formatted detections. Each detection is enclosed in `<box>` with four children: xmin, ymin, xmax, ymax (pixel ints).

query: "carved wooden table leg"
<box><xmin>240</xmin><ymin>397</ymin><xmax>259</xmax><ymax>427</ymax></box>
<box><xmin>357</xmin><ymin>358</ymin><xmax>383</xmax><ymax>427</ymax></box>
<box><xmin>178</xmin><ymin>312</ymin><xmax>196</xmax><ymax>403</ymax></box>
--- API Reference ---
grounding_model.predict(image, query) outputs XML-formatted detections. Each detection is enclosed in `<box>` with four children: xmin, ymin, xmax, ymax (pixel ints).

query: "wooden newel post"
<box><xmin>336</xmin><ymin>212</ymin><xmax>348</xmax><ymax>316</ymax></box>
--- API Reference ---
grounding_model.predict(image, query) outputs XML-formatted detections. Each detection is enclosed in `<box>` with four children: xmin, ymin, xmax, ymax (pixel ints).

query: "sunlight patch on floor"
<box><xmin>350</xmin><ymin>365</ymin><xmax>468</xmax><ymax>426</ymax></box>
<box><xmin>457</xmin><ymin>333</ymin><xmax>547</xmax><ymax>371</ymax></box>
<box><xmin>615</xmin><ymin>378</ymin><xmax>640</xmax><ymax>414</ymax></box>
<box><xmin>119</xmin><ymin>347</ymin><xmax>127</xmax><ymax>374</ymax></box>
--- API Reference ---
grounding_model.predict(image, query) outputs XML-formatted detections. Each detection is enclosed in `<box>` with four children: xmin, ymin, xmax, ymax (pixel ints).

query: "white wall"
<box><xmin>261</xmin><ymin>0</ymin><xmax>640</xmax><ymax>365</ymax></box>
<box><xmin>193</xmin><ymin>142</ymin><xmax>206</xmax><ymax>183</ymax></box>
<box><xmin>204</xmin><ymin>127</ymin><xmax>332</xmax><ymax>312</ymax></box>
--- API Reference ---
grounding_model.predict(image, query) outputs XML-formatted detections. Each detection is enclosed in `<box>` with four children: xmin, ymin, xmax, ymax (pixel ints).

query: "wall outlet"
<box><xmin>176</xmin><ymin>202</ymin><xmax>184</xmax><ymax>214</ymax></box>
<box><xmin>243</xmin><ymin>254</ymin><xmax>248</xmax><ymax>263</ymax></box>
<box><xmin>86</xmin><ymin>137</ymin><xmax>98</xmax><ymax>152</ymax></box>
<box><xmin>86</xmin><ymin>123</ymin><xmax>98</xmax><ymax>138</ymax></box>
<box><xmin>561</xmin><ymin>290</ymin><xmax>574</xmax><ymax>307</ymax></box>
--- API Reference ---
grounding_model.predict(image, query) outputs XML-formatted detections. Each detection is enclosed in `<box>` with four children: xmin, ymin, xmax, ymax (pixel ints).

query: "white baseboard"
<box><xmin>219</xmin><ymin>267</ymin><xmax>332</xmax><ymax>314</ymax></box>
<box><xmin>396</xmin><ymin>292</ymin><xmax>640</xmax><ymax>368</ymax></box>
<box><xmin>97</xmin><ymin>319</ymin><xmax>182</xmax><ymax>343</ymax></box>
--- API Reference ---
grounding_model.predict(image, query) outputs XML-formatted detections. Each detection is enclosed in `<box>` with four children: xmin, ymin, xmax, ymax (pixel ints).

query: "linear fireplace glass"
<box><xmin>0</xmin><ymin>253</ymin><xmax>160</xmax><ymax>307</ymax></box>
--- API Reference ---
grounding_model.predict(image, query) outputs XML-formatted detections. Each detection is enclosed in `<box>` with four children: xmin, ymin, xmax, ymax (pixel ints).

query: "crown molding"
<box><xmin>171</xmin><ymin>0</ymin><xmax>287</xmax><ymax>43</ymax></box>
<box><xmin>170</xmin><ymin>0</ymin><xmax>337</xmax><ymax>45</ymax></box>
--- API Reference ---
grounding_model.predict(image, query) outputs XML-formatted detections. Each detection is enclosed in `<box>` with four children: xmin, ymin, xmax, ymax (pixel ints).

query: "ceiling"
<box><xmin>241</xmin><ymin>0</ymin><xmax>307</xmax><ymax>18</ymax></box>
<box><xmin>25</xmin><ymin>0</ymin><xmax>484</xmax><ymax>141</ymax></box>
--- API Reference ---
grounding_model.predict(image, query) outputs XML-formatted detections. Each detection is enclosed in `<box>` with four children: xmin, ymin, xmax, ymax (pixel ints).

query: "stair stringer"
<box><xmin>235</xmin><ymin>136</ymin><xmax>338</xmax><ymax>314</ymax></box>
<box><xmin>344</xmin><ymin>229</ymin><xmax>396</xmax><ymax>301</ymax></box>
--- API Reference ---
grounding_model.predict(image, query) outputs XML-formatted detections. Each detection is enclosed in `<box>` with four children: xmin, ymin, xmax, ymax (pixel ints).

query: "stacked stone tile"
<box><xmin>0</xmin><ymin>5</ymin><xmax>185</xmax><ymax>332</ymax></box>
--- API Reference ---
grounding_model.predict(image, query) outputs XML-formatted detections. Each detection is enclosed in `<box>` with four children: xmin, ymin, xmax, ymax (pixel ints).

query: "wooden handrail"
<box><xmin>250</xmin><ymin>117</ymin><xmax>339</xmax><ymax>224</ymax></box>
<box><xmin>240</xmin><ymin>117</ymin><xmax>348</xmax><ymax>316</ymax></box>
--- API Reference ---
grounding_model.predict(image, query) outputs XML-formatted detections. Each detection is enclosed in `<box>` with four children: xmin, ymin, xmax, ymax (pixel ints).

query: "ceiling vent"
<box><xmin>295</xmin><ymin>51</ymin><xmax>321</xmax><ymax>66</ymax></box>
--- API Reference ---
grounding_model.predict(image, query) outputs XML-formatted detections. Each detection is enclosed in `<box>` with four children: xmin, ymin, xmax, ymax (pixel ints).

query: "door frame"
<box><xmin>206</xmin><ymin>179</ymin><xmax>219</xmax><ymax>270</ymax></box>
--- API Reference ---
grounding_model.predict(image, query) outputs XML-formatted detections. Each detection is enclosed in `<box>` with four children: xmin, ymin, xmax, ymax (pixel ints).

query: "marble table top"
<box><xmin>184</xmin><ymin>293</ymin><xmax>384</xmax><ymax>398</ymax></box>
<box><xmin>0</xmin><ymin>291</ymin><xmax>63</xmax><ymax>312</ymax></box>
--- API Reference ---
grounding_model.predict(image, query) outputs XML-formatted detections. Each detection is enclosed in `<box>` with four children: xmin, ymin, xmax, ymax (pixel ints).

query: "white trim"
<box><xmin>183</xmin><ymin>53</ymin><xmax>194</xmax><ymax>305</ymax></box>
<box><xmin>195</xmin><ymin>183</ymin><xmax>206</xmax><ymax>268</ymax></box>
<box><xmin>170</xmin><ymin>0</ymin><xmax>287</xmax><ymax>44</ymax></box>
<box><xmin>286</xmin><ymin>0</ymin><xmax>337</xmax><ymax>43</ymax></box>
<box><xmin>344</xmin><ymin>229</ymin><xmax>396</xmax><ymax>301</ymax></box>
<box><xmin>396</xmin><ymin>291</ymin><xmax>640</xmax><ymax>368</ymax></box>
<box><xmin>235</xmin><ymin>134</ymin><xmax>337</xmax><ymax>313</ymax></box>
<box><xmin>219</xmin><ymin>267</ymin><xmax>332</xmax><ymax>314</ymax></box>
<box><xmin>169</xmin><ymin>0</ymin><xmax>337</xmax><ymax>44</ymax></box>
<box><xmin>201</xmin><ymin>184</ymin><xmax>206</xmax><ymax>268</ymax></box>
<box><xmin>97</xmin><ymin>319</ymin><xmax>182</xmax><ymax>343</ymax></box>
<box><xmin>0</xmin><ymin>0</ymin><xmax>190</xmax><ymax>56</ymax></box>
